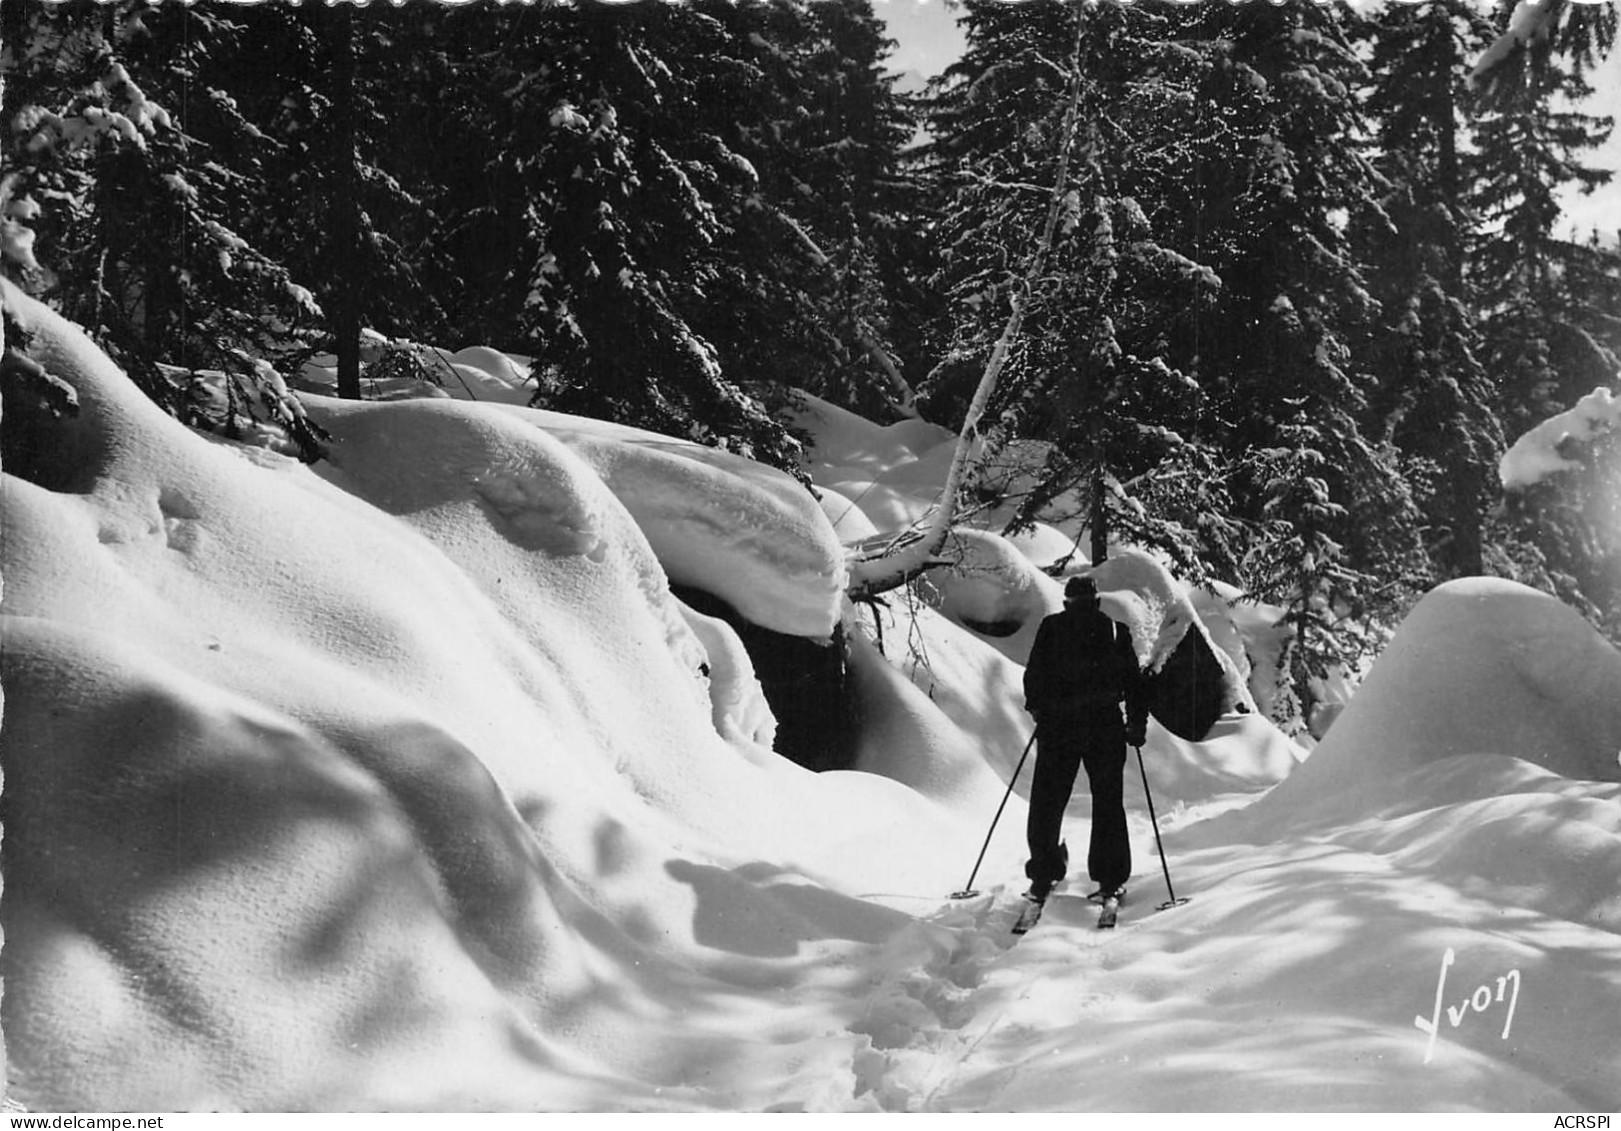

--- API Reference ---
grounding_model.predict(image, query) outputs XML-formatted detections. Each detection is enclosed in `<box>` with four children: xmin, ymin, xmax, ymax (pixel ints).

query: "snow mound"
<box><xmin>446</xmin><ymin>344</ymin><xmax>537</xmax><ymax>396</ymax></box>
<box><xmin>297</xmin><ymin>341</ymin><xmax>540</xmax><ymax>405</ymax></box>
<box><xmin>927</xmin><ymin>526</ymin><xmax>1053</xmax><ymax>647</ymax></box>
<box><xmin>845</xmin><ymin>629</ymin><xmax>1018</xmax><ymax>814</ymax></box>
<box><xmin>0</xmin><ymin>280</ymin><xmax>996</xmax><ymax>1109</ymax></box>
<box><xmin>676</xmin><ymin>600</ymin><xmax>779</xmax><ymax>753</ymax></box>
<box><xmin>497</xmin><ymin>405</ymin><xmax>848</xmax><ymax>640</ymax></box>
<box><xmin>813</xmin><ymin>483</ymin><xmax>882</xmax><ymax>542</ymax></box>
<box><xmin>792</xmin><ymin>393</ymin><xmax>1085</xmax><ymax>572</ymax></box>
<box><xmin>1143</xmin><ymin>711</ymin><xmax>1305</xmax><ymax>803</ymax></box>
<box><xmin>1271</xmin><ymin>577</ymin><xmax>1621</xmax><ymax>806</ymax></box>
<box><xmin>1000</xmin><ymin>519</ymin><xmax>1082</xmax><ymax>570</ymax></box>
<box><xmin>791</xmin><ymin>391</ymin><xmax>958</xmax><ymax>537</ymax></box>
<box><xmin>1345</xmin><ymin>756</ymin><xmax>1621</xmax><ymax>929</ymax></box>
<box><xmin>297</xmin><ymin>365</ymin><xmax>849</xmax><ymax>641</ymax></box>
<box><xmin>1</xmin><ymin>617</ymin><xmax>599</xmax><ymax>1110</ymax></box>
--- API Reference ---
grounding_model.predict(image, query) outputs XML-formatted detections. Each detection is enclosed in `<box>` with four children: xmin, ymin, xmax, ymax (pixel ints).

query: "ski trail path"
<box><xmin>836</xmin><ymin>883</ymin><xmax>1134</xmax><ymax>1112</ymax></box>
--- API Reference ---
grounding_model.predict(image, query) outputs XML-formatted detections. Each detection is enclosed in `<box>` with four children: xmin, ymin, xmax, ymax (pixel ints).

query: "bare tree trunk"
<box><xmin>329</xmin><ymin>2</ymin><xmax>362</xmax><ymax>401</ymax></box>
<box><xmin>1452</xmin><ymin>460</ymin><xmax>1486</xmax><ymax>577</ymax></box>
<box><xmin>1435</xmin><ymin>3</ymin><xmax>1486</xmax><ymax>578</ymax></box>
<box><xmin>1089</xmin><ymin>459</ymin><xmax>1108</xmax><ymax>566</ymax></box>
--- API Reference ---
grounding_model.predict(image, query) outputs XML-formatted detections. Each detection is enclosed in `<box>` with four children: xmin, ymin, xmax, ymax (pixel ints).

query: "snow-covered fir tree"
<box><xmin>1167</xmin><ymin>0</ymin><xmax>1426</xmax><ymax>721</ymax></box>
<box><xmin>1</xmin><ymin>0</ymin><xmax>324</xmax><ymax>456</ymax></box>
<box><xmin>690</xmin><ymin>0</ymin><xmax>920</xmax><ymax>423</ymax></box>
<box><xmin>419</xmin><ymin>0</ymin><xmax>919</xmax><ymax>468</ymax></box>
<box><xmin>1469</xmin><ymin>0</ymin><xmax>1617</xmax><ymax>624</ymax></box>
<box><xmin>200</xmin><ymin>3</ymin><xmax>444</xmax><ymax>399</ymax></box>
<box><xmin>921</xmin><ymin>0</ymin><xmax>1222</xmax><ymax>576</ymax></box>
<box><xmin>1356</xmin><ymin>0</ymin><xmax>1503</xmax><ymax>580</ymax></box>
<box><xmin>1469</xmin><ymin>0</ymin><xmax>1616</xmax><ymax>429</ymax></box>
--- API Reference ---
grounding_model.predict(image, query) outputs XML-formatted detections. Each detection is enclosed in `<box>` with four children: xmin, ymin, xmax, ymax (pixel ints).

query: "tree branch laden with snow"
<box><xmin>1500</xmin><ymin>382</ymin><xmax>1621</xmax><ymax>489</ymax></box>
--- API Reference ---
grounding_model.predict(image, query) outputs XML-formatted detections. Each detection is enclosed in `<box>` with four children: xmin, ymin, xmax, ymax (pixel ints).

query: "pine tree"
<box><xmin>1357</xmin><ymin>0</ymin><xmax>1502</xmax><ymax>579</ymax></box>
<box><xmin>1169</xmin><ymin>0</ymin><xmax>1424</xmax><ymax>703</ymax></box>
<box><xmin>1</xmin><ymin>0</ymin><xmax>325</xmax><ymax>456</ymax></box>
<box><xmin>204</xmin><ymin>3</ymin><xmax>439</xmax><ymax>398</ymax></box>
<box><xmin>425</xmin><ymin>1</ymin><xmax>815</xmax><ymax>465</ymax></box>
<box><xmin>1469</xmin><ymin>0</ymin><xmax>1616</xmax><ymax>432</ymax></box>
<box><xmin>1558</xmin><ymin>232</ymin><xmax>1621</xmax><ymax>373</ymax></box>
<box><xmin>695</xmin><ymin>0</ymin><xmax>921</xmax><ymax>422</ymax></box>
<box><xmin>921</xmin><ymin>0</ymin><xmax>1220</xmax><ymax>573</ymax></box>
<box><xmin>1468</xmin><ymin>0</ymin><xmax>1617</xmax><ymax>620</ymax></box>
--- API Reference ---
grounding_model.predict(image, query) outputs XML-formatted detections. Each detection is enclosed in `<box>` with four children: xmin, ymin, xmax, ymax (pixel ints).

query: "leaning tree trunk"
<box><xmin>847</xmin><ymin>2</ymin><xmax>1090</xmax><ymax>600</ymax></box>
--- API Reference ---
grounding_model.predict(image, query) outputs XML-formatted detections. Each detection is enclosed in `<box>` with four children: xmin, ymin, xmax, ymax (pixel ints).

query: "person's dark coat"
<box><xmin>1023</xmin><ymin>600</ymin><xmax>1149</xmax><ymax>736</ymax></box>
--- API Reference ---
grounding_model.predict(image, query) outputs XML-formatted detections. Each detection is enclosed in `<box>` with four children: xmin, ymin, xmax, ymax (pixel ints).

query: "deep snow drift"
<box><xmin>3</xmin><ymin>285</ymin><xmax>1619</xmax><ymax>1112</ymax></box>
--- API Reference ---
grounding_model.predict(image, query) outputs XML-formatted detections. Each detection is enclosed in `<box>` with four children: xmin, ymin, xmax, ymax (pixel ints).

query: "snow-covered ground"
<box><xmin>4</xmin><ymin>282</ymin><xmax>1620</xmax><ymax>1112</ymax></box>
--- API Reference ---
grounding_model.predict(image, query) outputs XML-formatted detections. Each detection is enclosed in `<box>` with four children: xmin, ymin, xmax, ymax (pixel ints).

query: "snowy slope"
<box><xmin>4</xmin><ymin>282</ymin><xmax>1619</xmax><ymax>1112</ymax></box>
<box><xmin>0</xmin><ymin>282</ymin><xmax>991</xmax><ymax>1109</ymax></box>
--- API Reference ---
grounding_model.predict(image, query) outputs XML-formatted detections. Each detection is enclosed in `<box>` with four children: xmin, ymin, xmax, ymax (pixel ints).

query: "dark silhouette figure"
<box><xmin>1022</xmin><ymin>575</ymin><xmax>1149</xmax><ymax>899</ymax></box>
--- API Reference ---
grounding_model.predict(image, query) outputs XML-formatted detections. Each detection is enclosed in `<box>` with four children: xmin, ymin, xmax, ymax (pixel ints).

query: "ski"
<box><xmin>1097</xmin><ymin>895</ymin><xmax>1120</xmax><ymax>929</ymax></box>
<box><xmin>1013</xmin><ymin>885</ymin><xmax>1152</xmax><ymax>934</ymax></box>
<box><xmin>1011</xmin><ymin>889</ymin><xmax>1050</xmax><ymax>935</ymax></box>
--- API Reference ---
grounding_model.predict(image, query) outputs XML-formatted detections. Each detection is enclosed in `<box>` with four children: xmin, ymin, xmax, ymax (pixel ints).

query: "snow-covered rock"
<box><xmin>499</xmin><ymin>406</ymin><xmax>849</xmax><ymax>640</ymax></box>
<box><xmin>1088</xmin><ymin>549</ymin><xmax>1256</xmax><ymax>715</ymax></box>
<box><xmin>926</xmin><ymin>526</ymin><xmax>1053</xmax><ymax>647</ymax></box>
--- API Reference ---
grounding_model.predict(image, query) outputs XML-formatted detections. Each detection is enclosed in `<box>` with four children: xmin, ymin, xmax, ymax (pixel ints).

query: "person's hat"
<box><xmin>1064</xmin><ymin>576</ymin><xmax>1098</xmax><ymax>602</ymax></box>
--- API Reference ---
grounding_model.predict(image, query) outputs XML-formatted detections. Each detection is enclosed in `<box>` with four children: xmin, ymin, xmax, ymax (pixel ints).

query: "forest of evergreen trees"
<box><xmin>3</xmin><ymin>0</ymin><xmax>1620</xmax><ymax>714</ymax></box>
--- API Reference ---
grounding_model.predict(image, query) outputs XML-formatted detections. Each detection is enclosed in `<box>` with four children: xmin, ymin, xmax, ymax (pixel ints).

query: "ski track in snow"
<box><xmin>825</xmin><ymin>883</ymin><xmax>1156</xmax><ymax>1113</ymax></box>
<box><xmin>841</xmin><ymin>890</ymin><xmax>1047</xmax><ymax>1112</ymax></box>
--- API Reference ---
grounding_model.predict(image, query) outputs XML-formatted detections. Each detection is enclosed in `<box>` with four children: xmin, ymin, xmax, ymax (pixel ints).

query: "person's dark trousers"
<box><xmin>1026</xmin><ymin>722</ymin><xmax>1081</xmax><ymax>891</ymax></box>
<box><xmin>1079</xmin><ymin>718</ymin><xmax>1131</xmax><ymax>893</ymax></box>
<box><xmin>1026</xmin><ymin>712</ymin><xmax>1131</xmax><ymax>893</ymax></box>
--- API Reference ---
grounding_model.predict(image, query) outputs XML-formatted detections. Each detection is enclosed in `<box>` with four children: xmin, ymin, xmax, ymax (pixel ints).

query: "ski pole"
<box><xmin>950</xmin><ymin>729</ymin><xmax>1038</xmax><ymax>899</ymax></box>
<box><xmin>1135</xmin><ymin>744</ymin><xmax>1189</xmax><ymax>910</ymax></box>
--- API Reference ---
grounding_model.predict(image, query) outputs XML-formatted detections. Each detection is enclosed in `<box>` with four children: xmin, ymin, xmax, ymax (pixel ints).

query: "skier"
<box><xmin>1021</xmin><ymin>575</ymin><xmax>1150</xmax><ymax>904</ymax></box>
